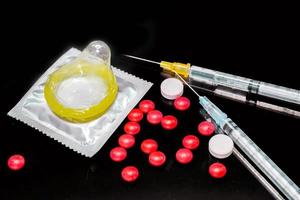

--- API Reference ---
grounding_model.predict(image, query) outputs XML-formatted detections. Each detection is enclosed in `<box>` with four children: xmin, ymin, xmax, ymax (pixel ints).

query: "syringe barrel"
<box><xmin>222</xmin><ymin>119</ymin><xmax>300</xmax><ymax>200</ymax></box>
<box><xmin>189</xmin><ymin>65</ymin><xmax>300</xmax><ymax>106</ymax></box>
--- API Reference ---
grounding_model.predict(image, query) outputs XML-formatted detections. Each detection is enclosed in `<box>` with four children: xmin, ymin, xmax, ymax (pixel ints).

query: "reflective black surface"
<box><xmin>2</xmin><ymin>6</ymin><xmax>300</xmax><ymax>199</ymax></box>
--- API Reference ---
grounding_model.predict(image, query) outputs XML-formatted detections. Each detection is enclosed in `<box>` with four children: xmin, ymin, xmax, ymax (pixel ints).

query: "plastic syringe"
<box><xmin>174</xmin><ymin>72</ymin><xmax>300</xmax><ymax>200</ymax></box>
<box><xmin>200</xmin><ymin>109</ymin><xmax>285</xmax><ymax>200</ymax></box>
<box><xmin>124</xmin><ymin>55</ymin><xmax>300</xmax><ymax>118</ymax></box>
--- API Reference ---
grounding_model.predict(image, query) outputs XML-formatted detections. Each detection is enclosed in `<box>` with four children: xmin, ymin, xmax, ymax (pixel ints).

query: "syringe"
<box><xmin>124</xmin><ymin>55</ymin><xmax>300</xmax><ymax>118</ymax></box>
<box><xmin>200</xmin><ymin>109</ymin><xmax>285</xmax><ymax>200</ymax></box>
<box><xmin>174</xmin><ymin>72</ymin><xmax>300</xmax><ymax>200</ymax></box>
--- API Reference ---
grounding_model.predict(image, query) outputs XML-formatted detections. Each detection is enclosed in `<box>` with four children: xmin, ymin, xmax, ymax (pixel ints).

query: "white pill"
<box><xmin>160</xmin><ymin>78</ymin><xmax>183</xmax><ymax>100</ymax></box>
<box><xmin>209</xmin><ymin>134</ymin><xmax>234</xmax><ymax>159</ymax></box>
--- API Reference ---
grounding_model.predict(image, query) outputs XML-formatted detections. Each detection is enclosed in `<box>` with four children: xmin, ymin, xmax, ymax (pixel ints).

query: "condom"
<box><xmin>44</xmin><ymin>41</ymin><xmax>118</xmax><ymax>122</ymax></box>
<box><xmin>8</xmin><ymin>45</ymin><xmax>152</xmax><ymax>157</ymax></box>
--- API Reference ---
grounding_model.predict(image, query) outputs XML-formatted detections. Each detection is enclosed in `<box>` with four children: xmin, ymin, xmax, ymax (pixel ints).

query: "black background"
<box><xmin>1</xmin><ymin>4</ymin><xmax>300</xmax><ymax>200</ymax></box>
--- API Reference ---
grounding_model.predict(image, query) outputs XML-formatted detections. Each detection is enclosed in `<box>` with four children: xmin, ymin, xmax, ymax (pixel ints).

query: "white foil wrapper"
<box><xmin>8</xmin><ymin>48</ymin><xmax>152</xmax><ymax>157</ymax></box>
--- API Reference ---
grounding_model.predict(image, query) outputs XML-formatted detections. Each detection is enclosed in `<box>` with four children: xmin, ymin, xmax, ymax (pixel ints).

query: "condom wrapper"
<box><xmin>8</xmin><ymin>48</ymin><xmax>152</xmax><ymax>157</ymax></box>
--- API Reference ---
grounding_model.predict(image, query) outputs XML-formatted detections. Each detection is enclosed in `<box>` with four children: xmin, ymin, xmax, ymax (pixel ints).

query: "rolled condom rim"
<box><xmin>44</xmin><ymin>62</ymin><xmax>118</xmax><ymax>123</ymax></box>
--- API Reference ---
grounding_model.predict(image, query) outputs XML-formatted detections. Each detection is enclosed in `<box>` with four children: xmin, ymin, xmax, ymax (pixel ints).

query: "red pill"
<box><xmin>110</xmin><ymin>147</ymin><xmax>127</xmax><ymax>162</ymax></box>
<box><xmin>198</xmin><ymin>121</ymin><xmax>215</xmax><ymax>136</ymax></box>
<box><xmin>139</xmin><ymin>100</ymin><xmax>155</xmax><ymax>113</ymax></box>
<box><xmin>209</xmin><ymin>162</ymin><xmax>227</xmax><ymax>178</ymax></box>
<box><xmin>149</xmin><ymin>151</ymin><xmax>166</xmax><ymax>167</ymax></box>
<box><xmin>161</xmin><ymin>115</ymin><xmax>178</xmax><ymax>130</ymax></box>
<box><xmin>121</xmin><ymin>166</ymin><xmax>139</xmax><ymax>182</ymax></box>
<box><xmin>7</xmin><ymin>154</ymin><xmax>25</xmax><ymax>171</ymax></box>
<box><xmin>128</xmin><ymin>108</ymin><xmax>144</xmax><ymax>122</ymax></box>
<box><xmin>176</xmin><ymin>148</ymin><xmax>193</xmax><ymax>164</ymax></box>
<box><xmin>118</xmin><ymin>134</ymin><xmax>135</xmax><ymax>149</ymax></box>
<box><xmin>141</xmin><ymin>139</ymin><xmax>158</xmax><ymax>154</ymax></box>
<box><xmin>182</xmin><ymin>135</ymin><xmax>200</xmax><ymax>150</ymax></box>
<box><xmin>124</xmin><ymin>121</ymin><xmax>141</xmax><ymax>135</ymax></box>
<box><xmin>147</xmin><ymin>110</ymin><xmax>163</xmax><ymax>125</ymax></box>
<box><xmin>174</xmin><ymin>96</ymin><xmax>190</xmax><ymax>111</ymax></box>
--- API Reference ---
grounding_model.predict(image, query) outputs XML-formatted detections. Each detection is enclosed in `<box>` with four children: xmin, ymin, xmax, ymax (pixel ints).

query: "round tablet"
<box><xmin>198</xmin><ymin>121</ymin><xmax>215</xmax><ymax>136</ymax></box>
<box><xmin>149</xmin><ymin>151</ymin><xmax>166</xmax><ymax>167</ymax></box>
<box><xmin>7</xmin><ymin>154</ymin><xmax>25</xmax><ymax>171</ymax></box>
<box><xmin>209</xmin><ymin>162</ymin><xmax>227</xmax><ymax>178</ymax></box>
<box><xmin>127</xmin><ymin>108</ymin><xmax>144</xmax><ymax>122</ymax></box>
<box><xmin>160</xmin><ymin>78</ymin><xmax>183</xmax><ymax>100</ymax></box>
<box><xmin>161</xmin><ymin>115</ymin><xmax>178</xmax><ymax>130</ymax></box>
<box><xmin>139</xmin><ymin>100</ymin><xmax>155</xmax><ymax>113</ymax></box>
<box><xmin>147</xmin><ymin>110</ymin><xmax>163</xmax><ymax>125</ymax></box>
<box><xmin>175</xmin><ymin>148</ymin><xmax>193</xmax><ymax>164</ymax></box>
<box><xmin>121</xmin><ymin>166</ymin><xmax>139</xmax><ymax>182</ymax></box>
<box><xmin>124</xmin><ymin>122</ymin><xmax>141</xmax><ymax>135</ymax></box>
<box><xmin>118</xmin><ymin>134</ymin><xmax>135</xmax><ymax>149</ymax></box>
<box><xmin>182</xmin><ymin>135</ymin><xmax>200</xmax><ymax>150</ymax></box>
<box><xmin>141</xmin><ymin>139</ymin><xmax>158</xmax><ymax>154</ymax></box>
<box><xmin>209</xmin><ymin>134</ymin><xmax>234</xmax><ymax>159</ymax></box>
<box><xmin>174</xmin><ymin>96</ymin><xmax>190</xmax><ymax>111</ymax></box>
<box><xmin>110</xmin><ymin>147</ymin><xmax>127</xmax><ymax>162</ymax></box>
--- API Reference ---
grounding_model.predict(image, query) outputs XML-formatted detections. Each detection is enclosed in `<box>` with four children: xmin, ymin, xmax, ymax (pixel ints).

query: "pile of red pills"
<box><xmin>110</xmin><ymin>94</ymin><xmax>228</xmax><ymax>182</ymax></box>
<box><xmin>5</xmin><ymin>80</ymin><xmax>228</xmax><ymax>183</ymax></box>
<box><xmin>110</xmin><ymin>99</ymin><xmax>173</xmax><ymax>182</ymax></box>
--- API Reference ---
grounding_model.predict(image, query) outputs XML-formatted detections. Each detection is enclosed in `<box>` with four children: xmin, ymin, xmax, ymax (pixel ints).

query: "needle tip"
<box><xmin>121</xmin><ymin>55</ymin><xmax>160</xmax><ymax>65</ymax></box>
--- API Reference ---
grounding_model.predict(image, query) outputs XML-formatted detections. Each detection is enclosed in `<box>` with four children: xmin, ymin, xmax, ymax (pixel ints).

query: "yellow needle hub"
<box><xmin>160</xmin><ymin>61</ymin><xmax>190</xmax><ymax>78</ymax></box>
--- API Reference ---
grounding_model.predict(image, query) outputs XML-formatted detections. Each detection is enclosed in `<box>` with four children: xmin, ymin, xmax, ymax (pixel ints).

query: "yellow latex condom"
<box><xmin>44</xmin><ymin>41</ymin><xmax>118</xmax><ymax>123</ymax></box>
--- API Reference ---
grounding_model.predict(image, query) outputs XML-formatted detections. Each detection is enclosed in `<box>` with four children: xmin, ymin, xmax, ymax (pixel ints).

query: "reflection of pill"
<box><xmin>7</xmin><ymin>154</ymin><xmax>25</xmax><ymax>171</ymax></box>
<box><xmin>121</xmin><ymin>166</ymin><xmax>139</xmax><ymax>182</ymax></box>
<box><xmin>160</xmin><ymin>78</ymin><xmax>183</xmax><ymax>100</ymax></box>
<box><xmin>128</xmin><ymin>108</ymin><xmax>144</xmax><ymax>122</ymax></box>
<box><xmin>209</xmin><ymin>134</ymin><xmax>234</xmax><ymax>159</ymax></box>
<box><xmin>139</xmin><ymin>100</ymin><xmax>155</xmax><ymax>113</ymax></box>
